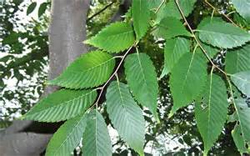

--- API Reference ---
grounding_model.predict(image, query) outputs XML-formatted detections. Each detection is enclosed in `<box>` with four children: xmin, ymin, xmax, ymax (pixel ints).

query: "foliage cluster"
<box><xmin>3</xmin><ymin>0</ymin><xmax>250</xmax><ymax>155</ymax></box>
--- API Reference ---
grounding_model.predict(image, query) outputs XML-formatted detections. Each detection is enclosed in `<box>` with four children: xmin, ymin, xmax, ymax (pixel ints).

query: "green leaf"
<box><xmin>162</xmin><ymin>0</ymin><xmax>196</xmax><ymax>19</ymax></box>
<box><xmin>200</xmin><ymin>42</ymin><xmax>219</xmax><ymax>59</ymax></box>
<box><xmin>106</xmin><ymin>81</ymin><xmax>145</xmax><ymax>155</ymax></box>
<box><xmin>197</xmin><ymin>21</ymin><xmax>250</xmax><ymax>49</ymax></box>
<box><xmin>84</xmin><ymin>22</ymin><xmax>135</xmax><ymax>53</ymax></box>
<box><xmin>148</xmin><ymin>0</ymin><xmax>162</xmax><ymax>10</ymax></box>
<box><xmin>152</xmin><ymin>17</ymin><xmax>190</xmax><ymax>39</ymax></box>
<box><xmin>38</xmin><ymin>2</ymin><xmax>48</xmax><ymax>18</ymax></box>
<box><xmin>46</xmin><ymin>114</ymin><xmax>87</xmax><ymax>156</ymax></box>
<box><xmin>197</xmin><ymin>17</ymin><xmax>224</xmax><ymax>29</ymax></box>
<box><xmin>124</xmin><ymin>53</ymin><xmax>159</xmax><ymax>120</ymax></box>
<box><xmin>225</xmin><ymin>44</ymin><xmax>250</xmax><ymax>74</ymax></box>
<box><xmin>170</xmin><ymin>52</ymin><xmax>207</xmax><ymax>115</ymax></box>
<box><xmin>23</xmin><ymin>89</ymin><xmax>97</xmax><ymax>122</ymax></box>
<box><xmin>232</xmin><ymin>124</ymin><xmax>249</xmax><ymax>154</ymax></box>
<box><xmin>49</xmin><ymin>51</ymin><xmax>115</xmax><ymax>89</ymax></box>
<box><xmin>231</xmin><ymin>71</ymin><xmax>250</xmax><ymax>96</ymax></box>
<box><xmin>195</xmin><ymin>74</ymin><xmax>228</xmax><ymax>155</ymax></box>
<box><xmin>132</xmin><ymin>0</ymin><xmax>150</xmax><ymax>39</ymax></box>
<box><xmin>161</xmin><ymin>37</ymin><xmax>190</xmax><ymax>77</ymax></box>
<box><xmin>231</xmin><ymin>0</ymin><xmax>250</xmax><ymax>23</ymax></box>
<box><xmin>82</xmin><ymin>110</ymin><xmax>112</xmax><ymax>156</ymax></box>
<box><xmin>235</xmin><ymin>98</ymin><xmax>250</xmax><ymax>143</ymax></box>
<box><xmin>27</xmin><ymin>2</ymin><xmax>37</xmax><ymax>15</ymax></box>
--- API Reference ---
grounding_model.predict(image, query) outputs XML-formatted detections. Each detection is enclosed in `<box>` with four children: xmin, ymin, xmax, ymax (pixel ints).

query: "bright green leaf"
<box><xmin>231</xmin><ymin>71</ymin><xmax>250</xmax><ymax>96</ymax></box>
<box><xmin>82</xmin><ymin>110</ymin><xmax>112</xmax><ymax>156</ymax></box>
<box><xmin>195</xmin><ymin>74</ymin><xmax>228</xmax><ymax>155</ymax></box>
<box><xmin>153</xmin><ymin>17</ymin><xmax>190</xmax><ymax>39</ymax></box>
<box><xmin>132</xmin><ymin>0</ymin><xmax>150</xmax><ymax>39</ymax></box>
<box><xmin>49</xmin><ymin>51</ymin><xmax>115</xmax><ymax>89</ymax></box>
<box><xmin>106</xmin><ymin>81</ymin><xmax>145</xmax><ymax>155</ymax></box>
<box><xmin>231</xmin><ymin>0</ymin><xmax>250</xmax><ymax>23</ymax></box>
<box><xmin>170</xmin><ymin>52</ymin><xmax>207</xmax><ymax>115</ymax></box>
<box><xmin>23</xmin><ymin>89</ymin><xmax>97</xmax><ymax>122</ymax></box>
<box><xmin>198</xmin><ymin>21</ymin><xmax>250</xmax><ymax>49</ymax></box>
<box><xmin>124</xmin><ymin>53</ymin><xmax>159</xmax><ymax>120</ymax></box>
<box><xmin>46</xmin><ymin>114</ymin><xmax>87</xmax><ymax>156</ymax></box>
<box><xmin>225</xmin><ymin>44</ymin><xmax>250</xmax><ymax>74</ymax></box>
<box><xmin>161</xmin><ymin>37</ymin><xmax>190</xmax><ymax>77</ymax></box>
<box><xmin>84</xmin><ymin>22</ymin><xmax>135</xmax><ymax>53</ymax></box>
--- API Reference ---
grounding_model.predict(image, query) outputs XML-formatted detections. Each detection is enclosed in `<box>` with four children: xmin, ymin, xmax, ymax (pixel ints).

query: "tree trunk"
<box><xmin>0</xmin><ymin>0</ymin><xmax>90</xmax><ymax>155</ymax></box>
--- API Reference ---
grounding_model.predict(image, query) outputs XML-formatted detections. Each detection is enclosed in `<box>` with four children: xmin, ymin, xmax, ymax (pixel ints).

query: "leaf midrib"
<box><xmin>136</xmin><ymin>53</ymin><xmax>155</xmax><ymax>105</ymax></box>
<box><xmin>179</xmin><ymin>53</ymin><xmax>196</xmax><ymax>100</ymax></box>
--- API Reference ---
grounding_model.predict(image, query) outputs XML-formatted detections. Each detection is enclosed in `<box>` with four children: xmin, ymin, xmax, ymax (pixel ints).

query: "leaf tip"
<box><xmin>83</xmin><ymin>39</ymin><xmax>90</xmax><ymax>45</ymax></box>
<box><xmin>168</xmin><ymin>110</ymin><xmax>175</xmax><ymax>118</ymax></box>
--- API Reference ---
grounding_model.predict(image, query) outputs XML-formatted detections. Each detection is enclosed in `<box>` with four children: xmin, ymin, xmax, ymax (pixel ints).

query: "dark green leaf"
<box><xmin>82</xmin><ymin>110</ymin><xmax>112</xmax><ymax>156</ymax></box>
<box><xmin>161</xmin><ymin>37</ymin><xmax>190</xmax><ymax>77</ymax></box>
<box><xmin>170</xmin><ymin>52</ymin><xmax>207</xmax><ymax>115</ymax></box>
<box><xmin>38</xmin><ymin>2</ymin><xmax>48</xmax><ymax>18</ymax></box>
<box><xmin>106</xmin><ymin>81</ymin><xmax>145</xmax><ymax>155</ymax></box>
<box><xmin>225</xmin><ymin>44</ymin><xmax>250</xmax><ymax>74</ymax></box>
<box><xmin>124</xmin><ymin>53</ymin><xmax>159</xmax><ymax>120</ymax></box>
<box><xmin>195</xmin><ymin>74</ymin><xmax>228</xmax><ymax>155</ymax></box>
<box><xmin>153</xmin><ymin>17</ymin><xmax>190</xmax><ymax>39</ymax></box>
<box><xmin>231</xmin><ymin>71</ymin><xmax>250</xmax><ymax>96</ymax></box>
<box><xmin>46</xmin><ymin>114</ymin><xmax>87</xmax><ymax>156</ymax></box>
<box><xmin>232</xmin><ymin>124</ymin><xmax>249</xmax><ymax>154</ymax></box>
<box><xmin>198</xmin><ymin>21</ymin><xmax>250</xmax><ymax>49</ymax></box>
<box><xmin>27</xmin><ymin>2</ymin><xmax>37</xmax><ymax>15</ymax></box>
<box><xmin>235</xmin><ymin>98</ymin><xmax>250</xmax><ymax>143</ymax></box>
<box><xmin>231</xmin><ymin>0</ymin><xmax>250</xmax><ymax>23</ymax></box>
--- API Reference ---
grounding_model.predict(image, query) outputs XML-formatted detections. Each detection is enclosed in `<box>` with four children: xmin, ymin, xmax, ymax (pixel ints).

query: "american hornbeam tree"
<box><xmin>2</xmin><ymin>0</ymin><xmax>250</xmax><ymax>155</ymax></box>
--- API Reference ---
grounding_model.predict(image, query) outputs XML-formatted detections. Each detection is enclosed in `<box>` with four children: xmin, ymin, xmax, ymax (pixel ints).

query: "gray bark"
<box><xmin>0</xmin><ymin>0</ymin><xmax>90</xmax><ymax>155</ymax></box>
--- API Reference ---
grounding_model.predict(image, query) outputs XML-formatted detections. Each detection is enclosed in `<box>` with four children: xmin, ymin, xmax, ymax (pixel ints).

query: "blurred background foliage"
<box><xmin>1</xmin><ymin>0</ymin><xmax>250</xmax><ymax>155</ymax></box>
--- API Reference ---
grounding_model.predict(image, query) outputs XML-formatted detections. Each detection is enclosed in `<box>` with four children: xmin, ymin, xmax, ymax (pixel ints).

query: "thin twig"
<box><xmin>87</xmin><ymin>1</ymin><xmax>115</xmax><ymax>22</ymax></box>
<box><xmin>90</xmin><ymin>44</ymin><xmax>136</xmax><ymax>109</ymax></box>
<box><xmin>204</xmin><ymin>0</ymin><xmax>240</xmax><ymax>28</ymax></box>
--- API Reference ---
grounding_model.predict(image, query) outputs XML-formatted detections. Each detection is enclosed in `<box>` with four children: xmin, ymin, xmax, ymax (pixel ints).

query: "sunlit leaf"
<box><xmin>49</xmin><ymin>51</ymin><xmax>115</xmax><ymax>89</ymax></box>
<box><xmin>23</xmin><ymin>89</ymin><xmax>97</xmax><ymax>122</ymax></box>
<box><xmin>84</xmin><ymin>22</ymin><xmax>135</xmax><ymax>53</ymax></box>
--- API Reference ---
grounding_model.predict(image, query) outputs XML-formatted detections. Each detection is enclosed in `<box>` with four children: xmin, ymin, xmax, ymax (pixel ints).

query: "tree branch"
<box><xmin>87</xmin><ymin>1</ymin><xmax>115</xmax><ymax>22</ymax></box>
